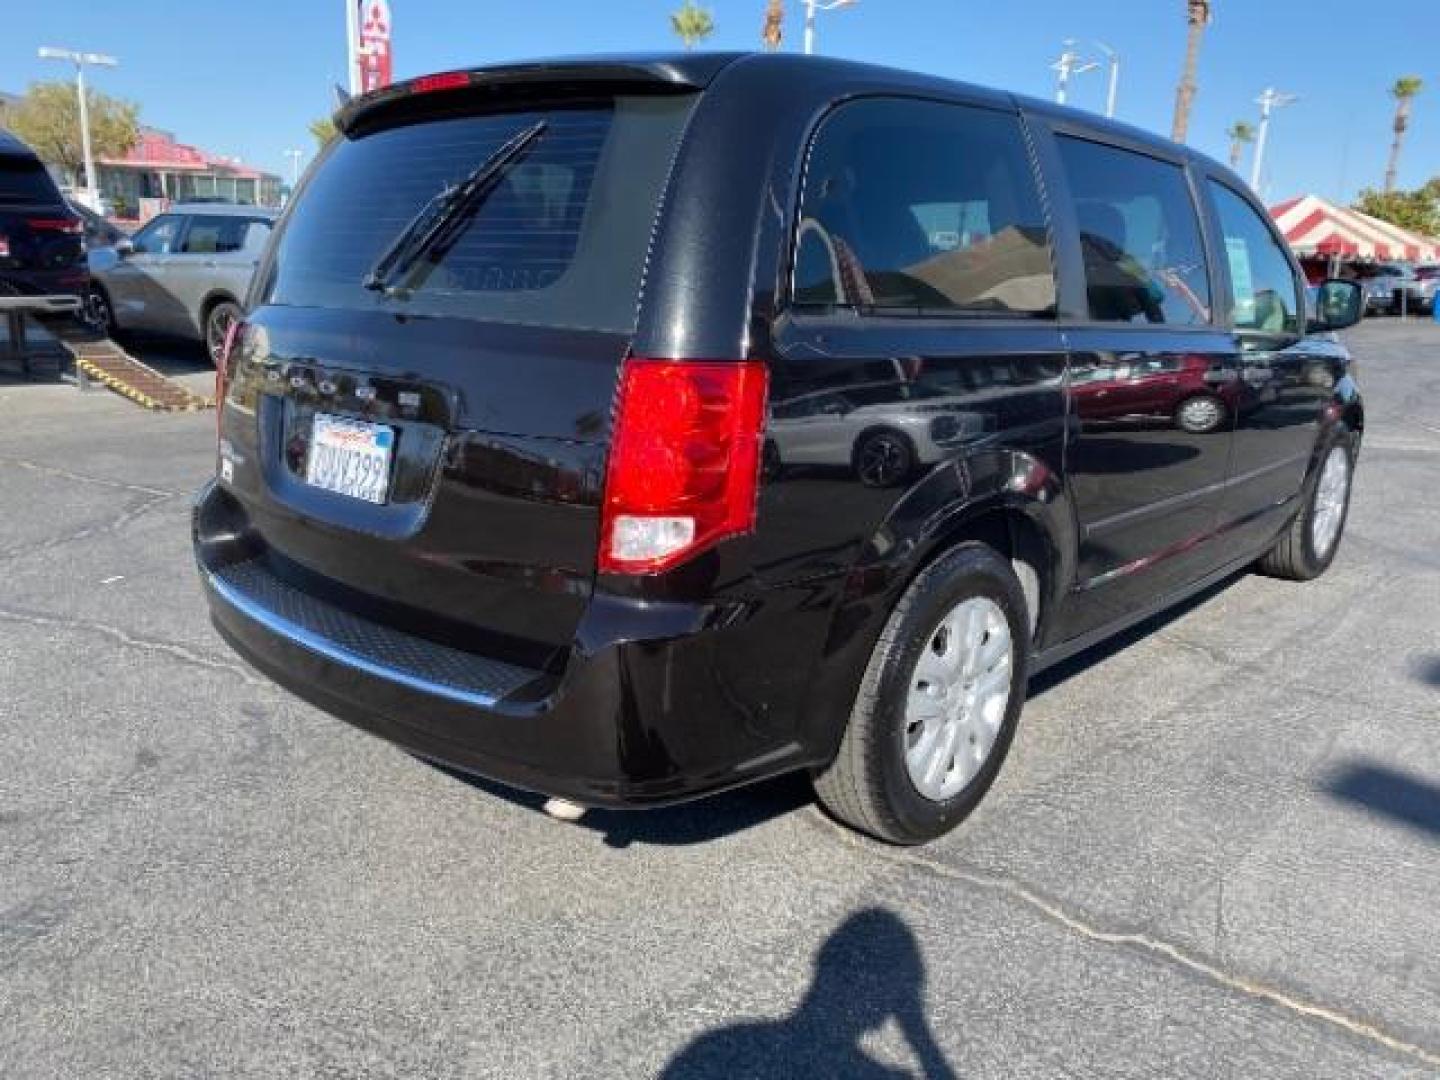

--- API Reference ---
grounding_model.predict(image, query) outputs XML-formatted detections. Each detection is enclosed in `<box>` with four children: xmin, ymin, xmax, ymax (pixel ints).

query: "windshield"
<box><xmin>264</xmin><ymin>95</ymin><xmax>695</xmax><ymax>332</ymax></box>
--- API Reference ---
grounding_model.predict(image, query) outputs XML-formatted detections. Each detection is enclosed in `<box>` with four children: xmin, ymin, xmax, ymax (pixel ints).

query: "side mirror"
<box><xmin>1308</xmin><ymin>279</ymin><xmax>1363</xmax><ymax>333</ymax></box>
<box><xmin>115</xmin><ymin>238</ymin><xmax>135</xmax><ymax>258</ymax></box>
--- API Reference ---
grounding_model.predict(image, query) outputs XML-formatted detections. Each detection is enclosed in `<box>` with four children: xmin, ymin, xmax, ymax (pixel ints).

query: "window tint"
<box><xmin>1208</xmin><ymin>181</ymin><xmax>1299</xmax><ymax>334</ymax></box>
<box><xmin>793</xmin><ymin>98</ymin><xmax>1055</xmax><ymax>317</ymax></box>
<box><xmin>180</xmin><ymin>215</ymin><xmax>260</xmax><ymax>254</ymax></box>
<box><xmin>133</xmin><ymin>215</ymin><xmax>182</xmax><ymax>254</ymax></box>
<box><xmin>265</xmin><ymin>96</ymin><xmax>694</xmax><ymax>332</ymax></box>
<box><xmin>1057</xmin><ymin>137</ymin><xmax>1211</xmax><ymax>326</ymax></box>
<box><xmin>0</xmin><ymin>155</ymin><xmax>62</xmax><ymax>205</ymax></box>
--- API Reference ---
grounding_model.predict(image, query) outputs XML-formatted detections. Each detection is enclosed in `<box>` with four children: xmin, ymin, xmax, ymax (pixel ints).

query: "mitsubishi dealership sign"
<box><xmin>347</xmin><ymin>0</ymin><xmax>393</xmax><ymax>93</ymax></box>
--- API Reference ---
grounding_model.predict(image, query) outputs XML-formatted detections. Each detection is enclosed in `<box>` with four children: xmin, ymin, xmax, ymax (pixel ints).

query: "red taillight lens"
<box><xmin>599</xmin><ymin>359</ymin><xmax>769</xmax><ymax>574</ymax></box>
<box><xmin>411</xmin><ymin>71</ymin><xmax>471</xmax><ymax>94</ymax></box>
<box><xmin>27</xmin><ymin>217</ymin><xmax>83</xmax><ymax>234</ymax></box>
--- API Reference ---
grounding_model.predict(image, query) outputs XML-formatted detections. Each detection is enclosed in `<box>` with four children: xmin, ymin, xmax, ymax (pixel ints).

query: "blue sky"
<box><xmin>3</xmin><ymin>1</ymin><xmax>1437</xmax><ymax>204</ymax></box>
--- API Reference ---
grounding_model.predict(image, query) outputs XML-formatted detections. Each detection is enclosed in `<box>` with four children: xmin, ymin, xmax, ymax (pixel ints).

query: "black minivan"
<box><xmin>195</xmin><ymin>54</ymin><xmax>1365</xmax><ymax>844</ymax></box>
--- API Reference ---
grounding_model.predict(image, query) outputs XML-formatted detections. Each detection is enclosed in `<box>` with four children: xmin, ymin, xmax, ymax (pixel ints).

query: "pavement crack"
<box><xmin>823</xmin><ymin>820</ymin><xmax>1440</xmax><ymax>1070</ymax></box>
<box><xmin>0</xmin><ymin>604</ymin><xmax>266</xmax><ymax>687</ymax></box>
<box><xmin>0</xmin><ymin>454</ymin><xmax>180</xmax><ymax>498</ymax></box>
<box><xmin>0</xmin><ymin>490</ymin><xmax>175</xmax><ymax>563</ymax></box>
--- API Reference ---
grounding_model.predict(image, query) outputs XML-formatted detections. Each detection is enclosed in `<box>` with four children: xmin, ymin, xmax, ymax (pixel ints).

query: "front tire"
<box><xmin>1257</xmin><ymin>436</ymin><xmax>1355</xmax><ymax>581</ymax></box>
<box><xmin>205</xmin><ymin>300</ymin><xmax>242</xmax><ymax>367</ymax></box>
<box><xmin>813</xmin><ymin>544</ymin><xmax>1030</xmax><ymax>844</ymax></box>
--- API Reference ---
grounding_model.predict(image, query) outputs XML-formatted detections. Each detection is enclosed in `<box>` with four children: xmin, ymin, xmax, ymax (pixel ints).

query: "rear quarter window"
<box><xmin>792</xmin><ymin>97</ymin><xmax>1056</xmax><ymax>318</ymax></box>
<box><xmin>0</xmin><ymin>155</ymin><xmax>63</xmax><ymax>205</ymax></box>
<box><xmin>264</xmin><ymin>95</ymin><xmax>695</xmax><ymax>332</ymax></box>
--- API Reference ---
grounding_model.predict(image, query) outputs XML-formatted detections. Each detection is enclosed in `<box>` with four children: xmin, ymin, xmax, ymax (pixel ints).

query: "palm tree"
<box><xmin>1225</xmin><ymin>120</ymin><xmax>1255</xmax><ymax>170</ymax></box>
<box><xmin>671</xmin><ymin>1</ymin><xmax>715</xmax><ymax>50</ymax></box>
<box><xmin>762</xmin><ymin>0</ymin><xmax>785</xmax><ymax>50</ymax></box>
<box><xmin>1384</xmin><ymin>76</ymin><xmax>1424</xmax><ymax>192</ymax></box>
<box><xmin>1171</xmin><ymin>0</ymin><xmax>1211</xmax><ymax>143</ymax></box>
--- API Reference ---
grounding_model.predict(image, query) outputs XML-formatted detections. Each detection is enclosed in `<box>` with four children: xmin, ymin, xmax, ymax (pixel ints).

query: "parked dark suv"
<box><xmin>0</xmin><ymin>131</ymin><xmax>86</xmax><ymax>316</ymax></box>
<box><xmin>195</xmin><ymin>54</ymin><xmax>1364</xmax><ymax>844</ymax></box>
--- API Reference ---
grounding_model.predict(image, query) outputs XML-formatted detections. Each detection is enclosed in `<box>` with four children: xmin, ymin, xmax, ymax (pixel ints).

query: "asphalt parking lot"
<box><xmin>1</xmin><ymin>320</ymin><xmax>1437</xmax><ymax>1078</ymax></box>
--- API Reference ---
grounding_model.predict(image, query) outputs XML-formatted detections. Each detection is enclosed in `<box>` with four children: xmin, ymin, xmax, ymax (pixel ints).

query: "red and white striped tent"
<box><xmin>1270</xmin><ymin>194</ymin><xmax>1440</xmax><ymax>263</ymax></box>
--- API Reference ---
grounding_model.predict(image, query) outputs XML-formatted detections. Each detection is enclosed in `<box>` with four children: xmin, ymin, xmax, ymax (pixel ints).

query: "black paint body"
<box><xmin>195</xmin><ymin>53</ymin><xmax>1363</xmax><ymax>806</ymax></box>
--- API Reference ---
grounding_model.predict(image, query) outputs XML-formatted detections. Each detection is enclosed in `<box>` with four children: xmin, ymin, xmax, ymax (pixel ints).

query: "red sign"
<box><xmin>355</xmin><ymin>0</ymin><xmax>393</xmax><ymax>93</ymax></box>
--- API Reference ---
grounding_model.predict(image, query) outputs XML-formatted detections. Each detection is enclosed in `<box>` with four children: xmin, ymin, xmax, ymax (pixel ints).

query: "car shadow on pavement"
<box><xmin>1028</xmin><ymin>572</ymin><xmax>1243</xmax><ymax>699</ymax></box>
<box><xmin>426</xmin><ymin>761</ymin><xmax>815</xmax><ymax>848</ymax></box>
<box><xmin>1321</xmin><ymin>761</ymin><xmax>1440</xmax><ymax>840</ymax></box>
<box><xmin>659</xmin><ymin>907</ymin><xmax>957</xmax><ymax>1079</ymax></box>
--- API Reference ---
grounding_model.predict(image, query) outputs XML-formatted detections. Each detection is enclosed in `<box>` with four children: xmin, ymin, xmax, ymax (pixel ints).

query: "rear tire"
<box><xmin>813</xmin><ymin>544</ymin><xmax>1029</xmax><ymax>845</ymax></box>
<box><xmin>1175</xmin><ymin>393</ymin><xmax>1227</xmax><ymax>434</ymax></box>
<box><xmin>853</xmin><ymin>430</ymin><xmax>916</xmax><ymax>488</ymax></box>
<box><xmin>1257</xmin><ymin>436</ymin><xmax>1355</xmax><ymax>581</ymax></box>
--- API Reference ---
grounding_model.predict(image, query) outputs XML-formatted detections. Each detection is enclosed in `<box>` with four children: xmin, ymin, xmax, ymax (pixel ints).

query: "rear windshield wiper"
<box><xmin>361</xmin><ymin>119</ymin><xmax>547</xmax><ymax>297</ymax></box>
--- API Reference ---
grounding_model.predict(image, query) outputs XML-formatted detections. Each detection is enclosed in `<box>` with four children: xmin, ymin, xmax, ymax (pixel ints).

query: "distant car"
<box><xmin>86</xmin><ymin>203</ymin><xmax>277</xmax><ymax>361</ymax></box>
<box><xmin>1361</xmin><ymin>264</ymin><xmax>1404</xmax><ymax>316</ymax></box>
<box><xmin>1400</xmin><ymin>265</ymin><xmax>1440</xmax><ymax>314</ymax></box>
<box><xmin>0</xmin><ymin>130</ymin><xmax>86</xmax><ymax>318</ymax></box>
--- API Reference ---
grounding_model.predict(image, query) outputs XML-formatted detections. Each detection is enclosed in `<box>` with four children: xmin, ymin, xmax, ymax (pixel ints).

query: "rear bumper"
<box><xmin>194</xmin><ymin>481</ymin><xmax>812</xmax><ymax>807</ymax></box>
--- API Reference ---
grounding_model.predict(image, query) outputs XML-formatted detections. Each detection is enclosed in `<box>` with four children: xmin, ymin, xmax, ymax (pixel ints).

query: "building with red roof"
<box><xmin>97</xmin><ymin>127</ymin><xmax>281</xmax><ymax>222</ymax></box>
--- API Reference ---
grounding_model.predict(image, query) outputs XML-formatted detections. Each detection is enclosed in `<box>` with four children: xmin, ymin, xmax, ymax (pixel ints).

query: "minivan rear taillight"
<box><xmin>599</xmin><ymin>359</ymin><xmax>769</xmax><ymax>574</ymax></box>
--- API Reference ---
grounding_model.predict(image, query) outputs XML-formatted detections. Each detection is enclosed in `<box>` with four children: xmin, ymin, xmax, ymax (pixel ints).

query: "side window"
<box><xmin>1207</xmin><ymin>181</ymin><xmax>1300</xmax><ymax>335</ymax></box>
<box><xmin>1056</xmin><ymin>136</ymin><xmax>1211</xmax><ymax>326</ymax></box>
<box><xmin>132</xmin><ymin>215</ymin><xmax>182</xmax><ymax>255</ymax></box>
<box><xmin>180</xmin><ymin>215</ymin><xmax>250</xmax><ymax>255</ymax></box>
<box><xmin>793</xmin><ymin>98</ymin><xmax>1055</xmax><ymax>317</ymax></box>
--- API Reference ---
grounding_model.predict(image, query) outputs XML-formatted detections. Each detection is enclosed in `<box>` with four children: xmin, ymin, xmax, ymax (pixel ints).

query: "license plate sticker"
<box><xmin>304</xmin><ymin>413</ymin><xmax>395</xmax><ymax>504</ymax></box>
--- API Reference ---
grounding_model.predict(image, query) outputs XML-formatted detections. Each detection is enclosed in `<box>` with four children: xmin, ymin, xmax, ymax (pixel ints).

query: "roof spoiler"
<box><xmin>335</xmin><ymin>57</ymin><xmax>732</xmax><ymax>135</ymax></box>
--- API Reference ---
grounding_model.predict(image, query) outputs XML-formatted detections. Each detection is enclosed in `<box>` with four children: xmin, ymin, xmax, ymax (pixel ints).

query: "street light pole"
<box><xmin>1250</xmin><ymin>87</ymin><xmax>1299</xmax><ymax>192</ymax></box>
<box><xmin>801</xmin><ymin>0</ymin><xmax>857</xmax><ymax>56</ymax></box>
<box><xmin>1095</xmin><ymin>41</ymin><xmax>1120</xmax><ymax>118</ymax></box>
<box><xmin>1051</xmin><ymin>41</ymin><xmax>1098</xmax><ymax>106</ymax></box>
<box><xmin>37</xmin><ymin>46</ymin><xmax>118</xmax><ymax>208</ymax></box>
<box><xmin>284</xmin><ymin>149</ymin><xmax>304</xmax><ymax>187</ymax></box>
<box><xmin>344</xmin><ymin>0</ymin><xmax>361</xmax><ymax>94</ymax></box>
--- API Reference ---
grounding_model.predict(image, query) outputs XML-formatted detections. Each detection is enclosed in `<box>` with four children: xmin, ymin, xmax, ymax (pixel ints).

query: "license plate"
<box><xmin>304</xmin><ymin>413</ymin><xmax>394</xmax><ymax>504</ymax></box>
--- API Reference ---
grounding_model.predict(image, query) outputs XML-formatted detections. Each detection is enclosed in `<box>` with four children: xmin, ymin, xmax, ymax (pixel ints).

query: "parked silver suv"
<box><xmin>87</xmin><ymin>203</ymin><xmax>276</xmax><ymax>361</ymax></box>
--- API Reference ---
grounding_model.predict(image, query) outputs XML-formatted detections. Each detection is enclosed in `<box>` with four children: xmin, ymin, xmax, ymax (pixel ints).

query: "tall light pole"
<box><xmin>1250</xmin><ymin>87</ymin><xmax>1298</xmax><ymax>192</ymax></box>
<box><xmin>37</xmin><ymin>46</ymin><xmax>118</xmax><ymax>207</ymax></box>
<box><xmin>284</xmin><ymin>149</ymin><xmax>304</xmax><ymax>187</ymax></box>
<box><xmin>802</xmin><ymin>0</ymin><xmax>857</xmax><ymax>56</ymax></box>
<box><xmin>1095</xmin><ymin>41</ymin><xmax>1120</xmax><ymax>119</ymax></box>
<box><xmin>1051</xmin><ymin>41</ymin><xmax>1098</xmax><ymax>106</ymax></box>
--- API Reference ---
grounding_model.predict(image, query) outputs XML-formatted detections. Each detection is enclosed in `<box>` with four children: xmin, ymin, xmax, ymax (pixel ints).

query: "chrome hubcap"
<box><xmin>1311</xmin><ymin>445</ymin><xmax>1350</xmax><ymax>558</ymax></box>
<box><xmin>1181</xmin><ymin>397</ymin><xmax>1220</xmax><ymax>431</ymax></box>
<box><xmin>904</xmin><ymin>597</ymin><xmax>1012</xmax><ymax>802</ymax></box>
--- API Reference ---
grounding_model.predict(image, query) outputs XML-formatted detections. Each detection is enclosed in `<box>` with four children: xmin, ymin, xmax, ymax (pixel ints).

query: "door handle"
<box><xmin>202</xmin><ymin>260</ymin><xmax>218</xmax><ymax>268</ymax></box>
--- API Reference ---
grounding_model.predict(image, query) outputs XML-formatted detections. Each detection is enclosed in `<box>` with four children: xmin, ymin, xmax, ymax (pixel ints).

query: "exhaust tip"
<box><xmin>542</xmin><ymin>797</ymin><xmax>587</xmax><ymax>823</ymax></box>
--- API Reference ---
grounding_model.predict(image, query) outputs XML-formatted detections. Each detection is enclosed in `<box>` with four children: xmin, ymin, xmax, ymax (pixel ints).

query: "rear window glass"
<box><xmin>264</xmin><ymin>96</ymin><xmax>695</xmax><ymax>332</ymax></box>
<box><xmin>793</xmin><ymin>98</ymin><xmax>1056</xmax><ymax>318</ymax></box>
<box><xmin>0</xmin><ymin>155</ymin><xmax>62</xmax><ymax>205</ymax></box>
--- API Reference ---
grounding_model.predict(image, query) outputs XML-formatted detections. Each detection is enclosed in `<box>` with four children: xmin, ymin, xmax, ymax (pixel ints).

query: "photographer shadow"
<box><xmin>660</xmin><ymin>908</ymin><xmax>958</xmax><ymax>1079</ymax></box>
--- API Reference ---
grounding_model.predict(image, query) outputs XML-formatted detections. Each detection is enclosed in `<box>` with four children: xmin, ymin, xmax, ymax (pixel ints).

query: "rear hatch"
<box><xmin>0</xmin><ymin>153</ymin><xmax>85</xmax><ymax>298</ymax></box>
<box><xmin>217</xmin><ymin>75</ymin><xmax>699</xmax><ymax>672</ymax></box>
